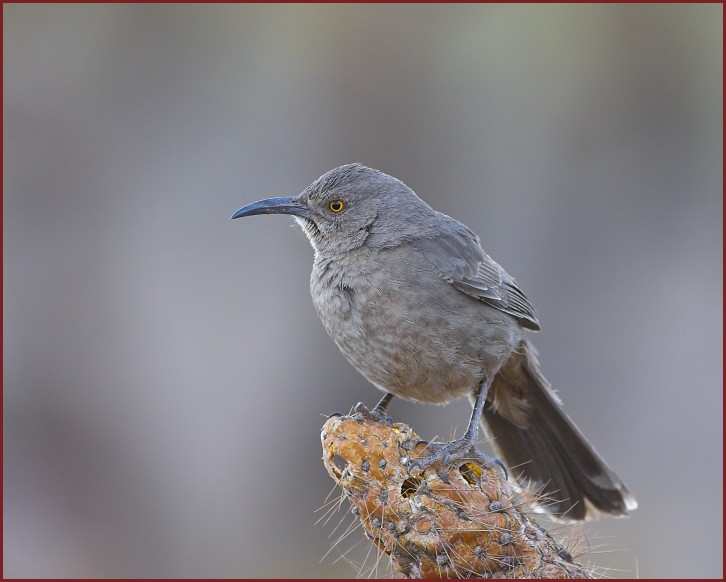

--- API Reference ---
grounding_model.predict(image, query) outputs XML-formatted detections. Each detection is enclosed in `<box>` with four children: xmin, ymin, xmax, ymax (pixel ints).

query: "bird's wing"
<box><xmin>412</xmin><ymin>219</ymin><xmax>540</xmax><ymax>331</ymax></box>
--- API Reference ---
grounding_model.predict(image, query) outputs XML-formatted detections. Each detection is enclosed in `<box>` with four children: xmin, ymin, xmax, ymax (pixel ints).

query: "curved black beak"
<box><xmin>231</xmin><ymin>196</ymin><xmax>311</xmax><ymax>220</ymax></box>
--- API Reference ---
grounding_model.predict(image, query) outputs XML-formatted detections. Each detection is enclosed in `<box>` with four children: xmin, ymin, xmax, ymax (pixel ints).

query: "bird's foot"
<box><xmin>408</xmin><ymin>437</ymin><xmax>508</xmax><ymax>481</ymax></box>
<box><xmin>351</xmin><ymin>401</ymin><xmax>393</xmax><ymax>424</ymax></box>
<box><xmin>368</xmin><ymin>405</ymin><xmax>393</xmax><ymax>423</ymax></box>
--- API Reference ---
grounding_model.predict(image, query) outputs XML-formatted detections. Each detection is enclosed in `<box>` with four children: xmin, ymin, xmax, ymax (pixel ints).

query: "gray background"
<box><xmin>4</xmin><ymin>3</ymin><xmax>722</xmax><ymax>578</ymax></box>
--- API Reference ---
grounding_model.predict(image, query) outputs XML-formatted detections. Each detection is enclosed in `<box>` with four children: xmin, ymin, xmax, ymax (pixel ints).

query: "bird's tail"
<box><xmin>474</xmin><ymin>339</ymin><xmax>638</xmax><ymax>522</ymax></box>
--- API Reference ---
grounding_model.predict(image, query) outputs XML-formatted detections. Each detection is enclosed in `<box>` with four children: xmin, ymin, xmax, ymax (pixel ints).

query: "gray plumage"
<box><xmin>232</xmin><ymin>163</ymin><xmax>637</xmax><ymax>521</ymax></box>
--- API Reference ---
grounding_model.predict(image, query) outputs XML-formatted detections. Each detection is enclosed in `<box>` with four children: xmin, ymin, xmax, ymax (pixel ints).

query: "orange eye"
<box><xmin>328</xmin><ymin>200</ymin><xmax>345</xmax><ymax>213</ymax></box>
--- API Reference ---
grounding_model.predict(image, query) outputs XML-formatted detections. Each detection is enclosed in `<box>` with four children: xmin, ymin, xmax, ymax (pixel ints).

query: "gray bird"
<box><xmin>231</xmin><ymin>163</ymin><xmax>637</xmax><ymax>521</ymax></box>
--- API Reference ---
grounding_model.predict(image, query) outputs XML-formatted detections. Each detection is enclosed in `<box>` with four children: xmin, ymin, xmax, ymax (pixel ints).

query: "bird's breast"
<box><xmin>309</xmin><ymin>247</ymin><xmax>520</xmax><ymax>404</ymax></box>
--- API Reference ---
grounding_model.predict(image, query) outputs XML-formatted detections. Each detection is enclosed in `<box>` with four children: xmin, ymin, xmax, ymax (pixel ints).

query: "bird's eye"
<box><xmin>328</xmin><ymin>200</ymin><xmax>345</xmax><ymax>213</ymax></box>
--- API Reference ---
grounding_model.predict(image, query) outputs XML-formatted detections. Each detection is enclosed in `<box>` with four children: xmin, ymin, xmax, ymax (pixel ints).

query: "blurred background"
<box><xmin>3</xmin><ymin>3</ymin><xmax>722</xmax><ymax>578</ymax></box>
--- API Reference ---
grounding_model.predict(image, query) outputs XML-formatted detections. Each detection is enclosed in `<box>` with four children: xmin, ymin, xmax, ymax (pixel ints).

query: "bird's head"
<box><xmin>231</xmin><ymin>163</ymin><xmax>437</xmax><ymax>254</ymax></box>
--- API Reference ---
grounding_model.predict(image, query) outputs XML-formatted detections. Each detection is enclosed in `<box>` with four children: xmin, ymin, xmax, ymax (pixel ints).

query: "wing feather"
<box><xmin>413</xmin><ymin>217</ymin><xmax>540</xmax><ymax>330</ymax></box>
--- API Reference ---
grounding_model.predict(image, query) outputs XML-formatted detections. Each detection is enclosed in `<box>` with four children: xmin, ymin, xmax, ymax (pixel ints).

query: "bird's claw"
<box><xmin>352</xmin><ymin>401</ymin><xmax>369</xmax><ymax>416</ymax></box>
<box><xmin>408</xmin><ymin>439</ymin><xmax>508</xmax><ymax>481</ymax></box>
<box><xmin>350</xmin><ymin>401</ymin><xmax>392</xmax><ymax>424</ymax></box>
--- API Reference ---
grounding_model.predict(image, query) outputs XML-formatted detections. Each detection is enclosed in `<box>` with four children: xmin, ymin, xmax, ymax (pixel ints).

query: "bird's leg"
<box><xmin>352</xmin><ymin>392</ymin><xmax>395</xmax><ymax>422</ymax></box>
<box><xmin>372</xmin><ymin>392</ymin><xmax>394</xmax><ymax>415</ymax></box>
<box><xmin>408</xmin><ymin>378</ymin><xmax>508</xmax><ymax>479</ymax></box>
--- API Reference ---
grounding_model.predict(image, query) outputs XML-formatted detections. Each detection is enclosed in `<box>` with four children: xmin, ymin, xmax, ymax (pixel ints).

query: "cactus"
<box><xmin>321</xmin><ymin>405</ymin><xmax>594</xmax><ymax>578</ymax></box>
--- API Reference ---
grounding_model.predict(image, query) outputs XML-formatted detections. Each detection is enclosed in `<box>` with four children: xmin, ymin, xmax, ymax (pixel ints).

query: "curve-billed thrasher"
<box><xmin>231</xmin><ymin>163</ymin><xmax>637</xmax><ymax>521</ymax></box>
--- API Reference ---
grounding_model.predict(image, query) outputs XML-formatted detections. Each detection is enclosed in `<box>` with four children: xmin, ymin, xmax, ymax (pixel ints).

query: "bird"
<box><xmin>231</xmin><ymin>163</ymin><xmax>637</xmax><ymax>521</ymax></box>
